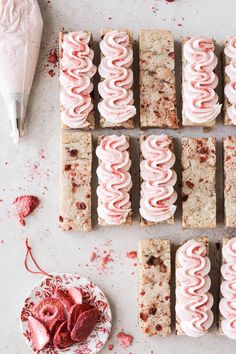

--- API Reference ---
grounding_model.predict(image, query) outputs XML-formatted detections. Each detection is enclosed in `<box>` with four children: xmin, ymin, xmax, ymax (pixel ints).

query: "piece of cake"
<box><xmin>223</xmin><ymin>136</ymin><xmax>236</xmax><ymax>227</ymax></box>
<box><xmin>219</xmin><ymin>236</ymin><xmax>236</xmax><ymax>339</ymax></box>
<box><xmin>139</xmin><ymin>134</ymin><xmax>177</xmax><ymax>226</ymax></box>
<box><xmin>139</xmin><ymin>29</ymin><xmax>179</xmax><ymax>129</ymax></box>
<box><xmin>59</xmin><ymin>31</ymin><xmax>96</xmax><ymax>129</ymax></box>
<box><xmin>96</xmin><ymin>135</ymin><xmax>132</xmax><ymax>225</ymax></box>
<box><xmin>223</xmin><ymin>36</ymin><xmax>236</xmax><ymax>125</ymax></box>
<box><xmin>98</xmin><ymin>29</ymin><xmax>136</xmax><ymax>128</ymax></box>
<box><xmin>176</xmin><ymin>237</ymin><xmax>213</xmax><ymax>336</ymax></box>
<box><xmin>59</xmin><ymin>130</ymin><xmax>92</xmax><ymax>231</ymax></box>
<box><xmin>182</xmin><ymin>36</ymin><xmax>221</xmax><ymax>127</ymax></box>
<box><xmin>182</xmin><ymin>137</ymin><xmax>216</xmax><ymax>228</ymax></box>
<box><xmin>138</xmin><ymin>238</ymin><xmax>171</xmax><ymax>337</ymax></box>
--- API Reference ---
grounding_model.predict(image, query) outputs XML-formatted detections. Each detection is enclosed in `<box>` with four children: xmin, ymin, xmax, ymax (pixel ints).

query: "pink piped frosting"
<box><xmin>176</xmin><ymin>239</ymin><xmax>214</xmax><ymax>337</ymax></box>
<box><xmin>60</xmin><ymin>31</ymin><xmax>96</xmax><ymax>128</ymax></box>
<box><xmin>183</xmin><ymin>36</ymin><xmax>221</xmax><ymax>124</ymax></box>
<box><xmin>96</xmin><ymin>135</ymin><xmax>132</xmax><ymax>225</ymax></box>
<box><xmin>225</xmin><ymin>37</ymin><xmax>236</xmax><ymax>125</ymax></box>
<box><xmin>219</xmin><ymin>237</ymin><xmax>236</xmax><ymax>340</ymax></box>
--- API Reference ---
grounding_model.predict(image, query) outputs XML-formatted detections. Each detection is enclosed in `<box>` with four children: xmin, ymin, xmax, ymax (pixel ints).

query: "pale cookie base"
<box><xmin>138</xmin><ymin>238</ymin><xmax>171</xmax><ymax>337</ymax></box>
<box><xmin>97</xmin><ymin>135</ymin><xmax>132</xmax><ymax>226</ymax></box>
<box><xmin>182</xmin><ymin>137</ymin><xmax>216</xmax><ymax>228</ymax></box>
<box><xmin>99</xmin><ymin>29</ymin><xmax>135</xmax><ymax>129</ymax></box>
<box><xmin>176</xmin><ymin>236</ymin><xmax>209</xmax><ymax>335</ymax></box>
<box><xmin>223</xmin><ymin>37</ymin><xmax>235</xmax><ymax>125</ymax></box>
<box><xmin>59</xmin><ymin>31</ymin><xmax>95</xmax><ymax>130</ymax></box>
<box><xmin>59</xmin><ymin>130</ymin><xmax>92</xmax><ymax>231</ymax></box>
<box><xmin>139</xmin><ymin>133</ymin><xmax>175</xmax><ymax>226</ymax></box>
<box><xmin>139</xmin><ymin>29</ymin><xmax>179</xmax><ymax>129</ymax></box>
<box><xmin>223</xmin><ymin>137</ymin><xmax>236</xmax><ymax>227</ymax></box>
<box><xmin>182</xmin><ymin>37</ymin><xmax>216</xmax><ymax>127</ymax></box>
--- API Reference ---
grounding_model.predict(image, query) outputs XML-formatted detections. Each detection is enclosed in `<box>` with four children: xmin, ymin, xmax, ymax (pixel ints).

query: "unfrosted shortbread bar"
<box><xmin>176</xmin><ymin>237</ymin><xmax>212</xmax><ymax>336</ymax></box>
<box><xmin>182</xmin><ymin>37</ymin><xmax>221</xmax><ymax>127</ymax></box>
<box><xmin>138</xmin><ymin>238</ymin><xmax>171</xmax><ymax>337</ymax></box>
<box><xmin>223</xmin><ymin>137</ymin><xmax>236</xmax><ymax>227</ymax></box>
<box><xmin>59</xmin><ymin>130</ymin><xmax>92</xmax><ymax>231</ymax></box>
<box><xmin>223</xmin><ymin>37</ymin><xmax>236</xmax><ymax>125</ymax></box>
<box><xmin>98</xmin><ymin>29</ymin><xmax>135</xmax><ymax>129</ymax></box>
<box><xmin>59</xmin><ymin>31</ymin><xmax>95</xmax><ymax>130</ymax></box>
<box><xmin>139</xmin><ymin>134</ymin><xmax>177</xmax><ymax>226</ymax></box>
<box><xmin>182</xmin><ymin>137</ymin><xmax>216</xmax><ymax>228</ymax></box>
<box><xmin>139</xmin><ymin>30</ymin><xmax>179</xmax><ymax>129</ymax></box>
<box><xmin>96</xmin><ymin>135</ymin><xmax>132</xmax><ymax>226</ymax></box>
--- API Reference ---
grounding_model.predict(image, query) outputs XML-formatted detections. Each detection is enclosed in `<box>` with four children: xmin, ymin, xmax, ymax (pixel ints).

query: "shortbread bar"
<box><xmin>59</xmin><ymin>31</ymin><xmax>96</xmax><ymax>130</ymax></box>
<box><xmin>223</xmin><ymin>37</ymin><xmax>236</xmax><ymax>125</ymax></box>
<box><xmin>139</xmin><ymin>134</ymin><xmax>177</xmax><ymax>226</ymax></box>
<box><xmin>182</xmin><ymin>37</ymin><xmax>221</xmax><ymax>127</ymax></box>
<box><xmin>176</xmin><ymin>237</ymin><xmax>212</xmax><ymax>336</ymax></box>
<box><xmin>138</xmin><ymin>238</ymin><xmax>171</xmax><ymax>337</ymax></box>
<box><xmin>182</xmin><ymin>137</ymin><xmax>216</xmax><ymax>228</ymax></box>
<box><xmin>139</xmin><ymin>30</ymin><xmax>179</xmax><ymax>129</ymax></box>
<box><xmin>96</xmin><ymin>135</ymin><xmax>132</xmax><ymax>226</ymax></box>
<box><xmin>223</xmin><ymin>137</ymin><xmax>236</xmax><ymax>227</ymax></box>
<box><xmin>59</xmin><ymin>131</ymin><xmax>92</xmax><ymax>231</ymax></box>
<box><xmin>98</xmin><ymin>29</ymin><xmax>135</xmax><ymax>129</ymax></box>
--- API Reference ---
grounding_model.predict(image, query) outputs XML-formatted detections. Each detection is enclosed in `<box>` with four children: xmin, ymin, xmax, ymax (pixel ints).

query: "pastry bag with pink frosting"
<box><xmin>0</xmin><ymin>0</ymin><xmax>43</xmax><ymax>144</ymax></box>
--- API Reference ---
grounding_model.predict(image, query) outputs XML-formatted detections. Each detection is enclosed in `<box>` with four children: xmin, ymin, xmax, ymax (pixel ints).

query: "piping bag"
<box><xmin>0</xmin><ymin>0</ymin><xmax>43</xmax><ymax>144</ymax></box>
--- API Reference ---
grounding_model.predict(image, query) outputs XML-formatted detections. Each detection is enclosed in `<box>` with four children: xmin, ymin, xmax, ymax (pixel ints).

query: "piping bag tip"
<box><xmin>7</xmin><ymin>97</ymin><xmax>26</xmax><ymax>145</ymax></box>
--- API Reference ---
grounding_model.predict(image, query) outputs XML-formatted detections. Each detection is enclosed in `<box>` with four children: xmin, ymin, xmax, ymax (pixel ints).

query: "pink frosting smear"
<box><xmin>224</xmin><ymin>36</ymin><xmax>236</xmax><ymax>125</ymax></box>
<box><xmin>176</xmin><ymin>239</ymin><xmax>214</xmax><ymax>337</ymax></box>
<box><xmin>98</xmin><ymin>30</ymin><xmax>136</xmax><ymax>123</ymax></box>
<box><xmin>219</xmin><ymin>238</ymin><xmax>236</xmax><ymax>340</ymax></box>
<box><xmin>140</xmin><ymin>135</ymin><xmax>177</xmax><ymax>223</ymax></box>
<box><xmin>96</xmin><ymin>135</ymin><xmax>132</xmax><ymax>225</ymax></box>
<box><xmin>183</xmin><ymin>37</ymin><xmax>221</xmax><ymax>124</ymax></box>
<box><xmin>60</xmin><ymin>31</ymin><xmax>96</xmax><ymax>128</ymax></box>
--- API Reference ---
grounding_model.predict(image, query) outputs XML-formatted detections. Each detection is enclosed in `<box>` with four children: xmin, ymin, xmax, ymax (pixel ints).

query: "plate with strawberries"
<box><xmin>20</xmin><ymin>273</ymin><xmax>112</xmax><ymax>353</ymax></box>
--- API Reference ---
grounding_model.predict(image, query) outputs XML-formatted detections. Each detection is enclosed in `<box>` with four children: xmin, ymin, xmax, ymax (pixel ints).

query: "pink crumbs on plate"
<box><xmin>117</xmin><ymin>332</ymin><xmax>133</xmax><ymax>348</ymax></box>
<box><xmin>127</xmin><ymin>251</ymin><xmax>137</xmax><ymax>259</ymax></box>
<box><xmin>89</xmin><ymin>252</ymin><xmax>97</xmax><ymax>262</ymax></box>
<box><xmin>101</xmin><ymin>254</ymin><xmax>113</xmax><ymax>270</ymax></box>
<box><xmin>13</xmin><ymin>195</ymin><xmax>40</xmax><ymax>226</ymax></box>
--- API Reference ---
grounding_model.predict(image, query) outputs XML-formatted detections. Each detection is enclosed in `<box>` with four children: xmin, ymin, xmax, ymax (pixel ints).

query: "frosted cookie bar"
<box><xmin>138</xmin><ymin>238</ymin><xmax>171</xmax><ymax>337</ymax></box>
<box><xmin>182</xmin><ymin>137</ymin><xmax>216</xmax><ymax>228</ymax></box>
<box><xmin>139</xmin><ymin>30</ymin><xmax>179</xmax><ymax>129</ymax></box>
<box><xmin>59</xmin><ymin>131</ymin><xmax>92</xmax><ymax>231</ymax></box>
<box><xmin>139</xmin><ymin>134</ymin><xmax>177</xmax><ymax>226</ymax></box>
<box><xmin>223</xmin><ymin>136</ymin><xmax>236</xmax><ymax>227</ymax></box>
<box><xmin>98</xmin><ymin>29</ymin><xmax>136</xmax><ymax>128</ymax></box>
<box><xmin>182</xmin><ymin>37</ymin><xmax>221</xmax><ymax>127</ymax></box>
<box><xmin>223</xmin><ymin>37</ymin><xmax>236</xmax><ymax>125</ymax></box>
<box><xmin>96</xmin><ymin>135</ymin><xmax>132</xmax><ymax>226</ymax></box>
<box><xmin>176</xmin><ymin>237</ymin><xmax>213</xmax><ymax>336</ymax></box>
<box><xmin>219</xmin><ymin>237</ymin><xmax>236</xmax><ymax>339</ymax></box>
<box><xmin>59</xmin><ymin>31</ymin><xmax>96</xmax><ymax>129</ymax></box>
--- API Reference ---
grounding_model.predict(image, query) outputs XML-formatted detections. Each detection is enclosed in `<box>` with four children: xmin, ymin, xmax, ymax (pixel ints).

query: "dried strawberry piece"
<box><xmin>33</xmin><ymin>298</ymin><xmax>65</xmax><ymax>332</ymax></box>
<box><xmin>71</xmin><ymin>308</ymin><xmax>99</xmax><ymax>342</ymax></box>
<box><xmin>68</xmin><ymin>303</ymin><xmax>92</xmax><ymax>331</ymax></box>
<box><xmin>28</xmin><ymin>316</ymin><xmax>50</xmax><ymax>351</ymax></box>
<box><xmin>117</xmin><ymin>332</ymin><xmax>133</xmax><ymax>348</ymax></box>
<box><xmin>13</xmin><ymin>195</ymin><xmax>39</xmax><ymax>226</ymax></box>
<box><xmin>54</xmin><ymin>287</ymin><xmax>74</xmax><ymax>313</ymax></box>
<box><xmin>68</xmin><ymin>287</ymin><xmax>83</xmax><ymax>304</ymax></box>
<box><xmin>53</xmin><ymin>321</ymin><xmax>74</xmax><ymax>349</ymax></box>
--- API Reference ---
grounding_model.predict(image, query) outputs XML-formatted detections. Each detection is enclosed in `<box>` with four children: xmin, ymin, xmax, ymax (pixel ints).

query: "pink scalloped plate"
<box><xmin>20</xmin><ymin>273</ymin><xmax>112</xmax><ymax>354</ymax></box>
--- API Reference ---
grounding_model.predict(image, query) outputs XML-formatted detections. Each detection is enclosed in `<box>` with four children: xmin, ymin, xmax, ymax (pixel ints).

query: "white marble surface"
<box><xmin>1</xmin><ymin>0</ymin><xmax>236</xmax><ymax>353</ymax></box>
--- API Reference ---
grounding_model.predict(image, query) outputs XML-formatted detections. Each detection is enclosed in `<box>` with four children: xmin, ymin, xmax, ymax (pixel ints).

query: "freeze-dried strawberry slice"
<box><xmin>28</xmin><ymin>316</ymin><xmax>50</xmax><ymax>351</ymax></box>
<box><xmin>71</xmin><ymin>308</ymin><xmax>99</xmax><ymax>342</ymax></box>
<box><xmin>13</xmin><ymin>195</ymin><xmax>39</xmax><ymax>226</ymax></box>
<box><xmin>53</xmin><ymin>321</ymin><xmax>74</xmax><ymax>349</ymax></box>
<box><xmin>117</xmin><ymin>332</ymin><xmax>133</xmax><ymax>348</ymax></box>
<box><xmin>68</xmin><ymin>303</ymin><xmax>92</xmax><ymax>331</ymax></box>
<box><xmin>68</xmin><ymin>287</ymin><xmax>83</xmax><ymax>304</ymax></box>
<box><xmin>33</xmin><ymin>298</ymin><xmax>65</xmax><ymax>332</ymax></box>
<box><xmin>54</xmin><ymin>287</ymin><xmax>74</xmax><ymax>313</ymax></box>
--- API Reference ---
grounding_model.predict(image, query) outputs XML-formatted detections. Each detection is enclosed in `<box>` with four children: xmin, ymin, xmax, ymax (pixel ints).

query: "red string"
<box><xmin>24</xmin><ymin>238</ymin><xmax>52</xmax><ymax>277</ymax></box>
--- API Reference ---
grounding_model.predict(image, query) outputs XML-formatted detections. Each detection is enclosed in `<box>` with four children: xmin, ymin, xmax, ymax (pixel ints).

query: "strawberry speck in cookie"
<box><xmin>13</xmin><ymin>195</ymin><xmax>39</xmax><ymax>226</ymax></box>
<box><xmin>117</xmin><ymin>332</ymin><xmax>133</xmax><ymax>348</ymax></box>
